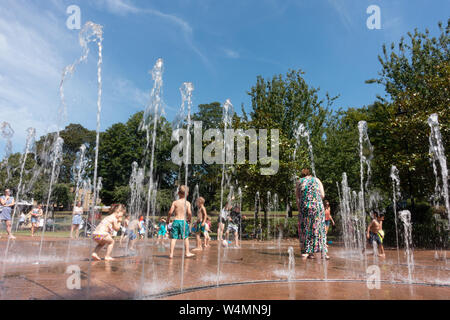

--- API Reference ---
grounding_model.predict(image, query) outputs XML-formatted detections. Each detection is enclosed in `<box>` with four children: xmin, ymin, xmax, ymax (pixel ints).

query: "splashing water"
<box><xmin>288</xmin><ymin>246</ymin><xmax>295</xmax><ymax>281</ymax></box>
<box><xmin>37</xmin><ymin>137</ymin><xmax>64</xmax><ymax>262</ymax></box>
<box><xmin>399</xmin><ymin>210</ymin><xmax>415</xmax><ymax>283</ymax></box>
<box><xmin>217</xmin><ymin>99</ymin><xmax>234</xmax><ymax>287</ymax></box>
<box><xmin>428</xmin><ymin>114</ymin><xmax>449</xmax><ymax>226</ymax></box>
<box><xmin>294</xmin><ymin>123</ymin><xmax>316</xmax><ymax>177</ymax></box>
<box><xmin>138</xmin><ymin>58</ymin><xmax>165</xmax><ymax>298</ymax></box>
<box><xmin>255</xmin><ymin>191</ymin><xmax>260</xmax><ymax>240</ymax></box>
<box><xmin>358</xmin><ymin>121</ymin><xmax>372</xmax><ymax>270</ymax></box>
<box><xmin>390</xmin><ymin>165</ymin><xmax>401</xmax><ymax>264</ymax></box>
<box><xmin>1</xmin><ymin>128</ymin><xmax>35</xmax><ymax>282</ymax></box>
<box><xmin>1</xmin><ymin>122</ymin><xmax>14</xmax><ymax>182</ymax></box>
<box><xmin>267</xmin><ymin>191</ymin><xmax>272</xmax><ymax>241</ymax></box>
<box><xmin>180</xmin><ymin>81</ymin><xmax>194</xmax><ymax>292</ymax></box>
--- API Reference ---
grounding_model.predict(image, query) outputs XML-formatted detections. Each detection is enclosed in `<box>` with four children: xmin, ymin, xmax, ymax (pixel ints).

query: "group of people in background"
<box><xmin>1</xmin><ymin>166</ymin><xmax>385</xmax><ymax>262</ymax></box>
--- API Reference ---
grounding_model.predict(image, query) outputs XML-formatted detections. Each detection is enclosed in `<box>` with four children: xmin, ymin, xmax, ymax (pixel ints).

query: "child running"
<box><xmin>124</xmin><ymin>216</ymin><xmax>140</xmax><ymax>252</ymax></box>
<box><xmin>91</xmin><ymin>204</ymin><xmax>126</xmax><ymax>261</ymax></box>
<box><xmin>366</xmin><ymin>211</ymin><xmax>385</xmax><ymax>257</ymax></box>
<box><xmin>204</xmin><ymin>216</ymin><xmax>211</xmax><ymax>247</ymax></box>
<box><xmin>167</xmin><ymin>186</ymin><xmax>195</xmax><ymax>259</ymax></box>
<box><xmin>156</xmin><ymin>217</ymin><xmax>167</xmax><ymax>244</ymax></box>
<box><xmin>193</xmin><ymin>197</ymin><xmax>208</xmax><ymax>251</ymax></box>
<box><xmin>29</xmin><ymin>205</ymin><xmax>43</xmax><ymax>237</ymax></box>
<box><xmin>225</xmin><ymin>205</ymin><xmax>241</xmax><ymax>248</ymax></box>
<box><xmin>324</xmin><ymin>200</ymin><xmax>335</xmax><ymax>235</ymax></box>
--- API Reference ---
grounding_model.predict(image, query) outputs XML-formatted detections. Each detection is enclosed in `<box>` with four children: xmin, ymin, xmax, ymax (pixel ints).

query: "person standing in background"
<box><xmin>0</xmin><ymin>189</ymin><xmax>16</xmax><ymax>239</ymax></box>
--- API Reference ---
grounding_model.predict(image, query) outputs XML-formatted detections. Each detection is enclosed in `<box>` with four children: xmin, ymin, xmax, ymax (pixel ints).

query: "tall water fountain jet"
<box><xmin>358</xmin><ymin>121</ymin><xmax>373</xmax><ymax>267</ymax></box>
<box><xmin>238</xmin><ymin>187</ymin><xmax>243</xmax><ymax>247</ymax></box>
<box><xmin>67</xmin><ymin>21</ymin><xmax>104</xmax><ymax>299</ymax></box>
<box><xmin>390</xmin><ymin>165</ymin><xmax>401</xmax><ymax>264</ymax></box>
<box><xmin>138</xmin><ymin>58</ymin><xmax>164</xmax><ymax>298</ymax></box>
<box><xmin>37</xmin><ymin>137</ymin><xmax>64</xmax><ymax>262</ymax></box>
<box><xmin>340</xmin><ymin>173</ymin><xmax>354</xmax><ymax>252</ymax></box>
<box><xmin>217</xmin><ymin>99</ymin><xmax>234</xmax><ymax>287</ymax></box>
<box><xmin>287</xmin><ymin>246</ymin><xmax>295</xmax><ymax>281</ymax></box>
<box><xmin>399</xmin><ymin>210</ymin><xmax>415</xmax><ymax>283</ymax></box>
<box><xmin>179</xmin><ymin>82</ymin><xmax>194</xmax><ymax>292</ymax></box>
<box><xmin>428</xmin><ymin>114</ymin><xmax>449</xmax><ymax>226</ymax></box>
<box><xmin>129</xmin><ymin>162</ymin><xmax>145</xmax><ymax>219</ymax></box>
<box><xmin>65</xmin><ymin>144</ymin><xmax>88</xmax><ymax>261</ymax></box>
<box><xmin>255</xmin><ymin>191</ymin><xmax>260</xmax><ymax>240</ymax></box>
<box><xmin>273</xmin><ymin>193</ymin><xmax>279</xmax><ymax>245</ymax></box>
<box><xmin>294</xmin><ymin>123</ymin><xmax>316</xmax><ymax>177</ymax></box>
<box><xmin>267</xmin><ymin>191</ymin><xmax>272</xmax><ymax>240</ymax></box>
<box><xmin>1</xmin><ymin>128</ymin><xmax>35</xmax><ymax>281</ymax></box>
<box><xmin>0</xmin><ymin>122</ymin><xmax>14</xmax><ymax>183</ymax></box>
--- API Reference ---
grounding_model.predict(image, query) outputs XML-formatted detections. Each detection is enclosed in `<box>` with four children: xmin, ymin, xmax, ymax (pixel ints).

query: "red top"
<box><xmin>325</xmin><ymin>208</ymin><xmax>331</xmax><ymax>221</ymax></box>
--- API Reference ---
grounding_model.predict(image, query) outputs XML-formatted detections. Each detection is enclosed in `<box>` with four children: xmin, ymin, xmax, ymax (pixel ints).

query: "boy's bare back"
<box><xmin>169</xmin><ymin>199</ymin><xmax>192</xmax><ymax>221</ymax></box>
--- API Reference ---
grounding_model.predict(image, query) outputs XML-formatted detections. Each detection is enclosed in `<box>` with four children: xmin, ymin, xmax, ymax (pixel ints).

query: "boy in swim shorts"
<box><xmin>193</xmin><ymin>197</ymin><xmax>208</xmax><ymax>251</ymax></box>
<box><xmin>226</xmin><ymin>205</ymin><xmax>242</xmax><ymax>248</ymax></box>
<box><xmin>91</xmin><ymin>204</ymin><xmax>126</xmax><ymax>261</ymax></box>
<box><xmin>366</xmin><ymin>211</ymin><xmax>385</xmax><ymax>257</ymax></box>
<box><xmin>167</xmin><ymin>186</ymin><xmax>195</xmax><ymax>259</ymax></box>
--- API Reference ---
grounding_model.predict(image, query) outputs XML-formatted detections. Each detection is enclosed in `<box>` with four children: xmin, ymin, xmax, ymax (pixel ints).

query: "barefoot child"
<box><xmin>226</xmin><ymin>205</ymin><xmax>241</xmax><ymax>247</ymax></box>
<box><xmin>324</xmin><ymin>200</ymin><xmax>335</xmax><ymax>235</ymax></box>
<box><xmin>91</xmin><ymin>204</ymin><xmax>126</xmax><ymax>261</ymax></box>
<box><xmin>156</xmin><ymin>218</ymin><xmax>167</xmax><ymax>244</ymax></box>
<box><xmin>204</xmin><ymin>216</ymin><xmax>211</xmax><ymax>247</ymax></box>
<box><xmin>124</xmin><ymin>216</ymin><xmax>140</xmax><ymax>251</ymax></box>
<box><xmin>29</xmin><ymin>205</ymin><xmax>43</xmax><ymax>237</ymax></box>
<box><xmin>366</xmin><ymin>211</ymin><xmax>385</xmax><ymax>257</ymax></box>
<box><xmin>167</xmin><ymin>186</ymin><xmax>195</xmax><ymax>259</ymax></box>
<box><xmin>193</xmin><ymin>197</ymin><xmax>208</xmax><ymax>251</ymax></box>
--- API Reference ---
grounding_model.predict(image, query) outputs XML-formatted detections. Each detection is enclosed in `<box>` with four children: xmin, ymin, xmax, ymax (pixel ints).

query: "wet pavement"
<box><xmin>0</xmin><ymin>237</ymin><xmax>448</xmax><ymax>300</ymax></box>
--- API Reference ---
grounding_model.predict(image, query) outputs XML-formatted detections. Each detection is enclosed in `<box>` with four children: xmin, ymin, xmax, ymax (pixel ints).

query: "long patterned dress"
<box><xmin>297</xmin><ymin>176</ymin><xmax>327</xmax><ymax>254</ymax></box>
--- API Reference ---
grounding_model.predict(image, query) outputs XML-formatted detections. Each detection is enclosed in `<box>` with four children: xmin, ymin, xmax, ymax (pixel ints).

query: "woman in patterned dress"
<box><xmin>296</xmin><ymin>169</ymin><xmax>329</xmax><ymax>259</ymax></box>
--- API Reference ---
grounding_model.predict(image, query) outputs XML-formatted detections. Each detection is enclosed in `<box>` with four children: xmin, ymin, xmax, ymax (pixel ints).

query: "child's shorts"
<box><xmin>325</xmin><ymin>220</ymin><xmax>331</xmax><ymax>227</ymax></box>
<box><xmin>170</xmin><ymin>220</ymin><xmax>190</xmax><ymax>239</ymax></box>
<box><xmin>158</xmin><ymin>228</ymin><xmax>167</xmax><ymax>237</ymax></box>
<box><xmin>93</xmin><ymin>234</ymin><xmax>109</xmax><ymax>242</ymax></box>
<box><xmin>227</xmin><ymin>223</ymin><xmax>239</xmax><ymax>233</ymax></box>
<box><xmin>197</xmin><ymin>222</ymin><xmax>206</xmax><ymax>233</ymax></box>
<box><xmin>368</xmin><ymin>232</ymin><xmax>383</xmax><ymax>245</ymax></box>
<box><xmin>126</xmin><ymin>230</ymin><xmax>137</xmax><ymax>241</ymax></box>
<box><xmin>31</xmin><ymin>216</ymin><xmax>38</xmax><ymax>224</ymax></box>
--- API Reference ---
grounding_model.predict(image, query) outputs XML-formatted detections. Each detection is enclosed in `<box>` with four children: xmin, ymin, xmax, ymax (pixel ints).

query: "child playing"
<box><xmin>167</xmin><ymin>186</ymin><xmax>195</xmax><ymax>259</ymax></box>
<box><xmin>193</xmin><ymin>197</ymin><xmax>208</xmax><ymax>251</ymax></box>
<box><xmin>225</xmin><ymin>205</ymin><xmax>241</xmax><ymax>248</ymax></box>
<box><xmin>204</xmin><ymin>216</ymin><xmax>211</xmax><ymax>247</ymax></box>
<box><xmin>324</xmin><ymin>200</ymin><xmax>335</xmax><ymax>235</ymax></box>
<box><xmin>156</xmin><ymin>217</ymin><xmax>167</xmax><ymax>244</ymax></box>
<box><xmin>218</xmin><ymin>202</ymin><xmax>232</xmax><ymax>241</ymax></box>
<box><xmin>138</xmin><ymin>215</ymin><xmax>145</xmax><ymax>239</ymax></box>
<box><xmin>29</xmin><ymin>205</ymin><xmax>43</xmax><ymax>237</ymax></box>
<box><xmin>366</xmin><ymin>211</ymin><xmax>385</xmax><ymax>257</ymax></box>
<box><xmin>124</xmin><ymin>216</ymin><xmax>140</xmax><ymax>251</ymax></box>
<box><xmin>91</xmin><ymin>204</ymin><xmax>126</xmax><ymax>261</ymax></box>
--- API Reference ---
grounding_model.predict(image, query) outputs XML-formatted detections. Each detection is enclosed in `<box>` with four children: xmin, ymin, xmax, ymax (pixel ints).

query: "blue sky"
<box><xmin>0</xmin><ymin>0</ymin><xmax>449</xmax><ymax>152</ymax></box>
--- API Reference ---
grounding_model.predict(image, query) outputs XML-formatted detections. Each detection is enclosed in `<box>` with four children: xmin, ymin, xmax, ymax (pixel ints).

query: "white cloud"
<box><xmin>224</xmin><ymin>48</ymin><xmax>240</xmax><ymax>59</ymax></box>
<box><xmin>0</xmin><ymin>0</ymin><xmax>73</xmax><ymax>151</ymax></box>
<box><xmin>97</xmin><ymin>0</ymin><xmax>211</xmax><ymax>70</ymax></box>
<box><xmin>111</xmin><ymin>78</ymin><xmax>148</xmax><ymax>110</ymax></box>
<box><xmin>328</xmin><ymin>0</ymin><xmax>354</xmax><ymax>31</ymax></box>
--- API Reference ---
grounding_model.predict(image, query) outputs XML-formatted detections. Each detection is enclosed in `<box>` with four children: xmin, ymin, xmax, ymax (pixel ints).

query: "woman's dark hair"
<box><xmin>300</xmin><ymin>168</ymin><xmax>311</xmax><ymax>178</ymax></box>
